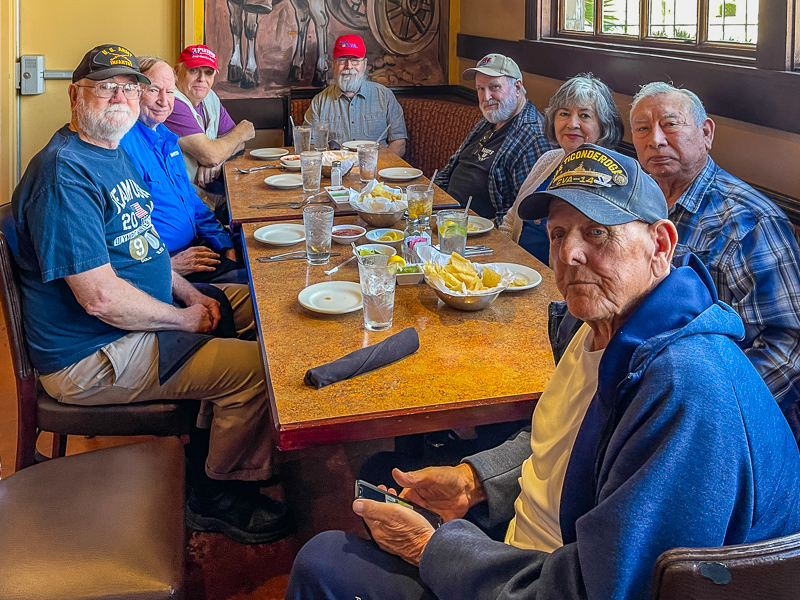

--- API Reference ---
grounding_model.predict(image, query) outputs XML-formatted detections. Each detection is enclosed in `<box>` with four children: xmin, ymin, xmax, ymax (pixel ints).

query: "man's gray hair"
<box><xmin>543</xmin><ymin>73</ymin><xmax>624</xmax><ymax>148</ymax></box>
<box><xmin>137</xmin><ymin>55</ymin><xmax>176</xmax><ymax>82</ymax></box>
<box><xmin>630</xmin><ymin>82</ymin><xmax>708</xmax><ymax>126</ymax></box>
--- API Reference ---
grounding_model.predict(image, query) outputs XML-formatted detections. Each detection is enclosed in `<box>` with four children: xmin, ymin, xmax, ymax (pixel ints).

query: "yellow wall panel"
<box><xmin>15</xmin><ymin>0</ymin><xmax>181</xmax><ymax>176</ymax></box>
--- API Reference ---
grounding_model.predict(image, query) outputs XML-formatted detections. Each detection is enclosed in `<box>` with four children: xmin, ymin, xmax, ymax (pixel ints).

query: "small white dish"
<box><xmin>298</xmin><ymin>281</ymin><xmax>363</xmax><ymax>314</ymax></box>
<box><xmin>396</xmin><ymin>264</ymin><xmax>424</xmax><ymax>285</ymax></box>
<box><xmin>332</xmin><ymin>224</ymin><xmax>366</xmax><ymax>244</ymax></box>
<box><xmin>365</xmin><ymin>228</ymin><xmax>404</xmax><ymax>251</ymax></box>
<box><xmin>253</xmin><ymin>223</ymin><xmax>306</xmax><ymax>246</ymax></box>
<box><xmin>353</xmin><ymin>243</ymin><xmax>397</xmax><ymax>258</ymax></box>
<box><xmin>264</xmin><ymin>174</ymin><xmax>303</xmax><ymax>189</ymax></box>
<box><xmin>467</xmin><ymin>215</ymin><xmax>494</xmax><ymax>236</ymax></box>
<box><xmin>493</xmin><ymin>262</ymin><xmax>543</xmax><ymax>292</ymax></box>
<box><xmin>250</xmin><ymin>148</ymin><xmax>289</xmax><ymax>160</ymax></box>
<box><xmin>378</xmin><ymin>167</ymin><xmax>423</xmax><ymax>182</ymax></box>
<box><xmin>342</xmin><ymin>140</ymin><xmax>377</xmax><ymax>151</ymax></box>
<box><xmin>280</xmin><ymin>154</ymin><xmax>302</xmax><ymax>170</ymax></box>
<box><xmin>325</xmin><ymin>185</ymin><xmax>353</xmax><ymax>204</ymax></box>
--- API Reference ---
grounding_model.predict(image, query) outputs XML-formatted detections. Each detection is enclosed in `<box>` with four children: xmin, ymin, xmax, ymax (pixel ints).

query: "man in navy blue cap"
<box><xmin>284</xmin><ymin>143</ymin><xmax>800</xmax><ymax>600</ymax></box>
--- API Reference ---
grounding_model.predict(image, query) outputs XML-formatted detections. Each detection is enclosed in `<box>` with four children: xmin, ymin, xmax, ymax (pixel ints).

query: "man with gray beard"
<box><xmin>434</xmin><ymin>54</ymin><xmax>556</xmax><ymax>223</ymax></box>
<box><xmin>11</xmin><ymin>44</ymin><xmax>292</xmax><ymax>545</ymax></box>
<box><xmin>303</xmin><ymin>34</ymin><xmax>407</xmax><ymax>156</ymax></box>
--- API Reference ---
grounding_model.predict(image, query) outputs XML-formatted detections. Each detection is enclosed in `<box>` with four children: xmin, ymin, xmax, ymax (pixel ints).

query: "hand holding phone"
<box><xmin>355</xmin><ymin>479</ymin><xmax>444</xmax><ymax>529</ymax></box>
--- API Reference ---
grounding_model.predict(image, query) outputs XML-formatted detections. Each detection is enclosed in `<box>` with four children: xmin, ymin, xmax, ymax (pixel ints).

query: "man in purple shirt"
<box><xmin>164</xmin><ymin>45</ymin><xmax>255</xmax><ymax>219</ymax></box>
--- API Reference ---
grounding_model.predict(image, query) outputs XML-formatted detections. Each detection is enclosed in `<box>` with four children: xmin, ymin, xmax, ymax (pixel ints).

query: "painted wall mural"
<box><xmin>204</xmin><ymin>0</ymin><xmax>445</xmax><ymax>99</ymax></box>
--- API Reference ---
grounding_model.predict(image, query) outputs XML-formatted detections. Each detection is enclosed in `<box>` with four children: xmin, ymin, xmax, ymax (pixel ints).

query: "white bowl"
<box><xmin>331</xmin><ymin>224</ymin><xmax>366</xmax><ymax>244</ymax></box>
<box><xmin>365</xmin><ymin>228</ymin><xmax>404</xmax><ymax>251</ymax></box>
<box><xmin>280</xmin><ymin>154</ymin><xmax>301</xmax><ymax>170</ymax></box>
<box><xmin>396</xmin><ymin>264</ymin><xmax>424</xmax><ymax>285</ymax></box>
<box><xmin>353</xmin><ymin>243</ymin><xmax>397</xmax><ymax>258</ymax></box>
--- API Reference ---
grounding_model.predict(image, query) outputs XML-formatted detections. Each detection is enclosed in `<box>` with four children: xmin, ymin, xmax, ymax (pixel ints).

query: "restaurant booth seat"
<box><xmin>289</xmin><ymin>94</ymin><xmax>482</xmax><ymax>177</ymax></box>
<box><xmin>651</xmin><ymin>531</ymin><xmax>800</xmax><ymax>599</ymax></box>
<box><xmin>0</xmin><ymin>437</ymin><xmax>186</xmax><ymax>600</ymax></box>
<box><xmin>0</xmin><ymin>202</ymin><xmax>199</xmax><ymax>471</ymax></box>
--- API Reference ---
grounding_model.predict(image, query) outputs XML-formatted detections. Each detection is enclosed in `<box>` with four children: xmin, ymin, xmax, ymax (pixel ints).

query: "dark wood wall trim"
<box><xmin>457</xmin><ymin>33</ymin><xmax>800</xmax><ymax>136</ymax></box>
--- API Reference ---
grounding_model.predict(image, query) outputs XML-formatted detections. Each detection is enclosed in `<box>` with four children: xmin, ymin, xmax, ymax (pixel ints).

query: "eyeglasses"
<box><xmin>74</xmin><ymin>82</ymin><xmax>142</xmax><ymax>99</ymax></box>
<box><xmin>334</xmin><ymin>57</ymin><xmax>366</xmax><ymax>66</ymax></box>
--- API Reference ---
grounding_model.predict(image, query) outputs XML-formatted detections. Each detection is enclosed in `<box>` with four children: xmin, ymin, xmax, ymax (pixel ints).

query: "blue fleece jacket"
<box><xmin>420</xmin><ymin>256</ymin><xmax>800</xmax><ymax>600</ymax></box>
<box><xmin>120</xmin><ymin>121</ymin><xmax>232</xmax><ymax>253</ymax></box>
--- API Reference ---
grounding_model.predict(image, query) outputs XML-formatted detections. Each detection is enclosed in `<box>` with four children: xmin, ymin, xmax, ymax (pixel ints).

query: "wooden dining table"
<box><xmin>224</xmin><ymin>146</ymin><xmax>460</xmax><ymax>225</ymax></box>
<box><xmin>241</xmin><ymin>214</ymin><xmax>563</xmax><ymax>451</ymax></box>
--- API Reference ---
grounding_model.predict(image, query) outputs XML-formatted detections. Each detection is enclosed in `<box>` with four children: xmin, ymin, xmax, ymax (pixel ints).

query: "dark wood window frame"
<box><xmin>457</xmin><ymin>0</ymin><xmax>800</xmax><ymax>135</ymax></box>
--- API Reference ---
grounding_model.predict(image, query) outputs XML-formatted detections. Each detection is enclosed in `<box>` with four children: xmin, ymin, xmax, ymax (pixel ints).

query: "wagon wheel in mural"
<box><xmin>366</xmin><ymin>0</ymin><xmax>439</xmax><ymax>56</ymax></box>
<box><xmin>328</xmin><ymin>0</ymin><xmax>370</xmax><ymax>30</ymax></box>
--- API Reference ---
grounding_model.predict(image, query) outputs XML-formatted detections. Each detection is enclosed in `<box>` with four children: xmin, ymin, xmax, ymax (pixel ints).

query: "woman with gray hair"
<box><xmin>500</xmin><ymin>73</ymin><xmax>624</xmax><ymax>263</ymax></box>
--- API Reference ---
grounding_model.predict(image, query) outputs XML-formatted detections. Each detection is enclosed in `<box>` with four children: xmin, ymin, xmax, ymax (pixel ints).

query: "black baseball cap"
<box><xmin>72</xmin><ymin>44</ymin><xmax>150</xmax><ymax>84</ymax></box>
<box><xmin>517</xmin><ymin>144</ymin><xmax>667</xmax><ymax>225</ymax></box>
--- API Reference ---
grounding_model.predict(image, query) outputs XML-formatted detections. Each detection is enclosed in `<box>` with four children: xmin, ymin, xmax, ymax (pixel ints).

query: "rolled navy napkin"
<box><xmin>304</xmin><ymin>327</ymin><xmax>420</xmax><ymax>389</ymax></box>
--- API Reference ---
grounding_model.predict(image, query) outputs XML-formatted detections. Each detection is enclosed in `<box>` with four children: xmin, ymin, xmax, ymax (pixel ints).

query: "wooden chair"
<box><xmin>0</xmin><ymin>437</ymin><xmax>185</xmax><ymax>599</ymax></box>
<box><xmin>0</xmin><ymin>202</ymin><xmax>198</xmax><ymax>470</ymax></box>
<box><xmin>652</xmin><ymin>532</ymin><xmax>800</xmax><ymax>599</ymax></box>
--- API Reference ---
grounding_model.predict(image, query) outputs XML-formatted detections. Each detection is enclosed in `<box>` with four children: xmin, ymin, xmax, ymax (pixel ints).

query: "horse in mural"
<box><xmin>226</xmin><ymin>0</ymin><xmax>330</xmax><ymax>89</ymax></box>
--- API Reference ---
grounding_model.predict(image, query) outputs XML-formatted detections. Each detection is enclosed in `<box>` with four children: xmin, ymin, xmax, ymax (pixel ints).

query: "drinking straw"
<box><xmin>290</xmin><ymin>115</ymin><xmax>296</xmax><ymax>130</ymax></box>
<box><xmin>376</xmin><ymin>124</ymin><xmax>390</xmax><ymax>145</ymax></box>
<box><xmin>427</xmin><ymin>169</ymin><xmax>438</xmax><ymax>191</ymax></box>
<box><xmin>463</xmin><ymin>196</ymin><xmax>473</xmax><ymax>217</ymax></box>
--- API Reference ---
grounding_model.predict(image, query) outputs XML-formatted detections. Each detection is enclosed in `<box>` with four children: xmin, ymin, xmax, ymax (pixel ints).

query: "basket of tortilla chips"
<box><xmin>321</xmin><ymin>150</ymin><xmax>357</xmax><ymax>178</ymax></box>
<box><xmin>418</xmin><ymin>247</ymin><xmax>515</xmax><ymax>311</ymax></box>
<box><xmin>350</xmin><ymin>180</ymin><xmax>408</xmax><ymax>227</ymax></box>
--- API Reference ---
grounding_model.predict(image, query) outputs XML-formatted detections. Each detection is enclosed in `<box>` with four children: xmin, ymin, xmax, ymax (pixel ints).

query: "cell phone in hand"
<box><xmin>355</xmin><ymin>479</ymin><xmax>444</xmax><ymax>529</ymax></box>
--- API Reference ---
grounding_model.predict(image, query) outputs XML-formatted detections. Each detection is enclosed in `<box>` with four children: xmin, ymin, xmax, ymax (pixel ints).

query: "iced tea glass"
<box><xmin>407</xmin><ymin>184</ymin><xmax>434</xmax><ymax>219</ymax></box>
<box><xmin>357</xmin><ymin>143</ymin><xmax>379</xmax><ymax>182</ymax></box>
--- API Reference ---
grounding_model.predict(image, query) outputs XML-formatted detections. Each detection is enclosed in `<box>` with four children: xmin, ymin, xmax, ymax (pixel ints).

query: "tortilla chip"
<box><xmin>482</xmin><ymin>267</ymin><xmax>501</xmax><ymax>288</ymax></box>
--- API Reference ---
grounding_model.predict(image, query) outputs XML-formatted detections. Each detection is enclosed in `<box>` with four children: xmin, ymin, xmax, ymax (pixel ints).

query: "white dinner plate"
<box><xmin>298</xmin><ymin>281</ymin><xmax>363</xmax><ymax>314</ymax></box>
<box><xmin>342</xmin><ymin>140</ymin><xmax>376</xmax><ymax>151</ymax></box>
<box><xmin>264</xmin><ymin>174</ymin><xmax>303</xmax><ymax>189</ymax></box>
<box><xmin>494</xmin><ymin>263</ymin><xmax>543</xmax><ymax>292</ymax></box>
<box><xmin>250</xmin><ymin>148</ymin><xmax>289</xmax><ymax>160</ymax></box>
<box><xmin>253</xmin><ymin>223</ymin><xmax>306</xmax><ymax>246</ymax></box>
<box><xmin>467</xmin><ymin>215</ymin><xmax>494</xmax><ymax>236</ymax></box>
<box><xmin>378</xmin><ymin>167</ymin><xmax>423</xmax><ymax>182</ymax></box>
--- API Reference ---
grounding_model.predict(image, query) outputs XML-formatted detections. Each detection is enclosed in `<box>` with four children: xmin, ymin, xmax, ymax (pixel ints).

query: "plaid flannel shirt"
<box><xmin>434</xmin><ymin>100</ymin><xmax>556</xmax><ymax>224</ymax></box>
<box><xmin>671</xmin><ymin>157</ymin><xmax>800</xmax><ymax>410</ymax></box>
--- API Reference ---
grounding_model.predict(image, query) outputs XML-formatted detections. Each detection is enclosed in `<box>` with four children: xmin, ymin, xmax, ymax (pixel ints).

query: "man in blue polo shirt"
<box><xmin>120</xmin><ymin>55</ymin><xmax>246</xmax><ymax>284</ymax></box>
<box><xmin>12</xmin><ymin>44</ymin><xmax>290</xmax><ymax>545</ymax></box>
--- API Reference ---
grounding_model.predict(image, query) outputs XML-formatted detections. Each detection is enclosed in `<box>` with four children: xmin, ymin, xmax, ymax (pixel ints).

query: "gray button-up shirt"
<box><xmin>303</xmin><ymin>80</ymin><xmax>407</xmax><ymax>146</ymax></box>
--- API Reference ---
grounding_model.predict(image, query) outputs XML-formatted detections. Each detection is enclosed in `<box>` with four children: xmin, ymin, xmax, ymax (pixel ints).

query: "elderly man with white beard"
<box><xmin>434</xmin><ymin>54</ymin><xmax>556</xmax><ymax>223</ymax></box>
<box><xmin>303</xmin><ymin>34</ymin><xmax>407</xmax><ymax>156</ymax></box>
<box><xmin>11</xmin><ymin>44</ymin><xmax>292</xmax><ymax>545</ymax></box>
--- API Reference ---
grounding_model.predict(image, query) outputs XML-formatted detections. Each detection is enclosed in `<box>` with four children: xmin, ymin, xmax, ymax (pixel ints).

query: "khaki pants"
<box><xmin>39</xmin><ymin>284</ymin><xmax>272</xmax><ymax>481</ymax></box>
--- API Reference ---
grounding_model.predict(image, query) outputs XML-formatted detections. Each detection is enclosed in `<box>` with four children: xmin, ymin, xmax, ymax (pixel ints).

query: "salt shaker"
<box><xmin>330</xmin><ymin>160</ymin><xmax>342</xmax><ymax>187</ymax></box>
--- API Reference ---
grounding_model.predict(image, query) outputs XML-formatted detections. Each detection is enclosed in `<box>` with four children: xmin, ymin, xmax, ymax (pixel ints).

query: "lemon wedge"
<box><xmin>388</xmin><ymin>255</ymin><xmax>406</xmax><ymax>266</ymax></box>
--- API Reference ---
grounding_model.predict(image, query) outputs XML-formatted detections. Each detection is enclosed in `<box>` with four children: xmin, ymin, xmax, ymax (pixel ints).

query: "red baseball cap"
<box><xmin>333</xmin><ymin>35</ymin><xmax>366</xmax><ymax>59</ymax></box>
<box><xmin>178</xmin><ymin>45</ymin><xmax>219</xmax><ymax>71</ymax></box>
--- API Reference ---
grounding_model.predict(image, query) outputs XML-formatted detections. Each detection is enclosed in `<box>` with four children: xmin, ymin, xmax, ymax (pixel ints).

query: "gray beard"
<box><xmin>76</xmin><ymin>95</ymin><xmax>138</xmax><ymax>143</ymax></box>
<box><xmin>482</xmin><ymin>93</ymin><xmax>518</xmax><ymax>125</ymax></box>
<box><xmin>336</xmin><ymin>69</ymin><xmax>366</xmax><ymax>94</ymax></box>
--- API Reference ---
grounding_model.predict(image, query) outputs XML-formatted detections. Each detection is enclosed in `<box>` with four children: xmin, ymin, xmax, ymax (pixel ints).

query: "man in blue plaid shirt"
<box><xmin>631</xmin><ymin>82</ymin><xmax>800</xmax><ymax>442</ymax></box>
<box><xmin>434</xmin><ymin>54</ymin><xmax>556</xmax><ymax>224</ymax></box>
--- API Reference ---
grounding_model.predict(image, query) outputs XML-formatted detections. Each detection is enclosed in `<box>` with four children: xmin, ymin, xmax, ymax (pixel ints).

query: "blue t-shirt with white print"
<box><xmin>12</xmin><ymin>125</ymin><xmax>172</xmax><ymax>373</ymax></box>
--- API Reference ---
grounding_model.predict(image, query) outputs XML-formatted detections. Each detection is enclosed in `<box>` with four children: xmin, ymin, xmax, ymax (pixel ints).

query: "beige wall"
<box><xmin>0</xmin><ymin>0</ymin><xmax>182</xmax><ymax>199</ymax></box>
<box><xmin>455</xmin><ymin>4</ymin><xmax>800</xmax><ymax>199</ymax></box>
<box><xmin>458</xmin><ymin>0</ymin><xmax>525</xmax><ymax>41</ymax></box>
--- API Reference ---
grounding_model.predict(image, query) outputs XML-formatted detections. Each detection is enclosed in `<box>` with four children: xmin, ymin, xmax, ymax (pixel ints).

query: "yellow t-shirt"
<box><xmin>505</xmin><ymin>323</ymin><xmax>604</xmax><ymax>551</ymax></box>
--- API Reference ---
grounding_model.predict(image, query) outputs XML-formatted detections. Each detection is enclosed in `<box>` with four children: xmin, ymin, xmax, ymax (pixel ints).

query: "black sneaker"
<box><xmin>186</xmin><ymin>488</ymin><xmax>293</xmax><ymax>544</ymax></box>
